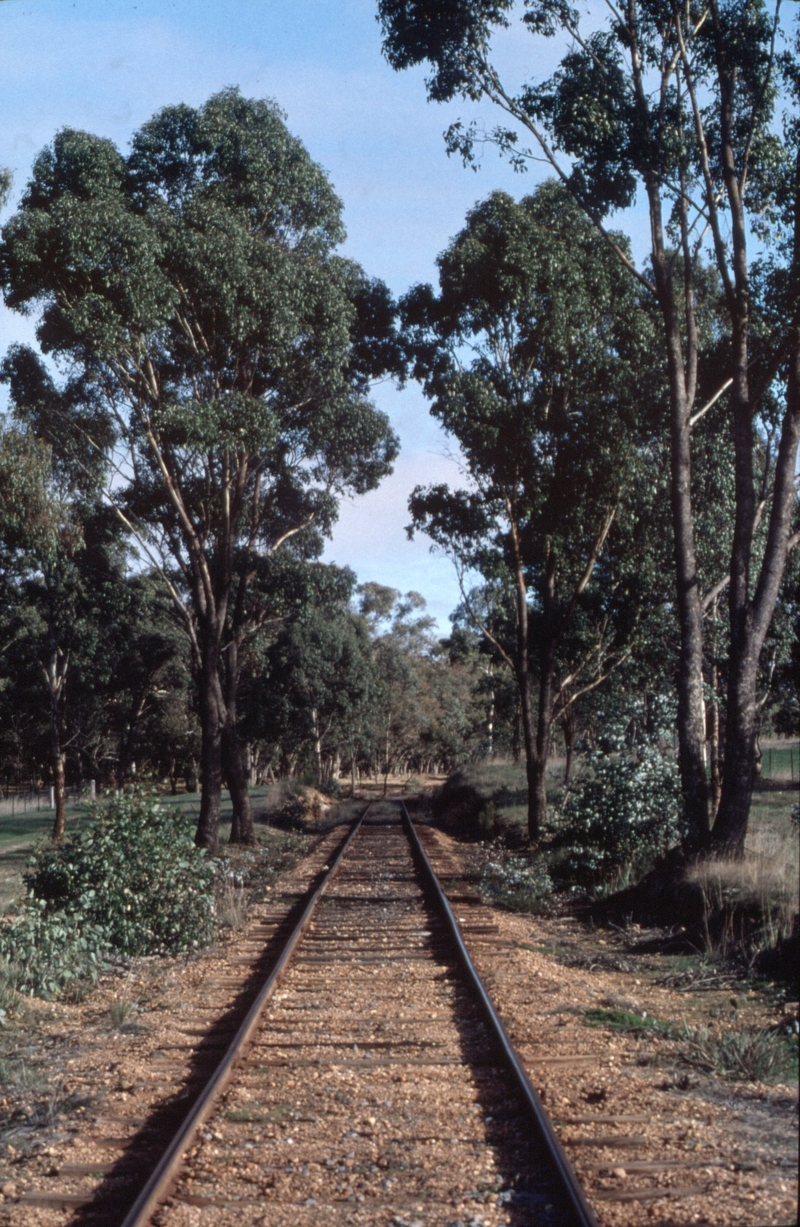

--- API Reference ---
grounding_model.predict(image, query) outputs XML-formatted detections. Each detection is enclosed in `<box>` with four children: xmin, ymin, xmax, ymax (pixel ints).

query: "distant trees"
<box><xmin>0</xmin><ymin>90</ymin><xmax>399</xmax><ymax>852</ymax></box>
<box><xmin>251</xmin><ymin>579</ymin><xmax>483</xmax><ymax>790</ymax></box>
<box><xmin>379</xmin><ymin>0</ymin><xmax>800</xmax><ymax>852</ymax></box>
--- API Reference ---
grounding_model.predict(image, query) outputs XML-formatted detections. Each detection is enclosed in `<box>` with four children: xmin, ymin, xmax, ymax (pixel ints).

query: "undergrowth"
<box><xmin>479</xmin><ymin>856</ymin><xmax>553</xmax><ymax>913</ymax></box>
<box><xmin>583</xmin><ymin>1005</ymin><xmax>798</xmax><ymax>1082</ymax></box>
<box><xmin>583</xmin><ymin>1006</ymin><xmax>675</xmax><ymax>1036</ymax></box>
<box><xmin>0</xmin><ymin>793</ymin><xmax>216</xmax><ymax>998</ymax></box>
<box><xmin>680</xmin><ymin>1024</ymin><xmax>797</xmax><ymax>1083</ymax></box>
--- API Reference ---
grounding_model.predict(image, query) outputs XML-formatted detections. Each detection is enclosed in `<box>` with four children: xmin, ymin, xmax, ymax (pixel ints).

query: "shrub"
<box><xmin>480</xmin><ymin>856</ymin><xmax>553</xmax><ymax>913</ymax></box>
<box><xmin>24</xmin><ymin>793</ymin><xmax>216</xmax><ymax>958</ymax></box>
<box><xmin>552</xmin><ymin>746</ymin><xmax>684</xmax><ymax>890</ymax></box>
<box><xmin>0</xmin><ymin>905</ymin><xmax>108</xmax><ymax>999</ymax></box>
<box><xmin>432</xmin><ymin>773</ymin><xmax>499</xmax><ymax>839</ymax></box>
<box><xmin>680</xmin><ymin>1024</ymin><xmax>796</xmax><ymax>1082</ymax></box>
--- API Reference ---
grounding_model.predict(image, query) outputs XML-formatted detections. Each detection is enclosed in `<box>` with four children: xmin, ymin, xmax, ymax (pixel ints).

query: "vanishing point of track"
<box><xmin>33</xmin><ymin>801</ymin><xmax>599</xmax><ymax>1226</ymax></box>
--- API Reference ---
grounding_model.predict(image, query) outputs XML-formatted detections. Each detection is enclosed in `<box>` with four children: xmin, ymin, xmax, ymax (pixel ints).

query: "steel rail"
<box><xmin>119</xmin><ymin>804</ymin><xmax>371</xmax><ymax>1227</ymax></box>
<box><xmin>401</xmin><ymin>801</ymin><xmax>600</xmax><ymax>1227</ymax></box>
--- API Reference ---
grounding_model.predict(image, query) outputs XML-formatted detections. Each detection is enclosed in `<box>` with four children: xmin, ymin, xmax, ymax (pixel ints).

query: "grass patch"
<box><xmin>513</xmin><ymin>941</ymin><xmax>553</xmax><ymax>954</ymax></box>
<box><xmin>757</xmin><ymin>742</ymin><xmax>799</xmax><ymax>782</ymax></box>
<box><xmin>680</xmin><ymin>1024</ymin><xmax>797</xmax><ymax>1083</ymax></box>
<box><xmin>432</xmin><ymin>761</ymin><xmax>563</xmax><ymax>840</ymax></box>
<box><xmin>583</xmin><ymin>1007</ymin><xmax>675</xmax><ymax>1036</ymax></box>
<box><xmin>686</xmin><ymin>816</ymin><xmax>799</xmax><ymax>966</ymax></box>
<box><xmin>224</xmin><ymin>1106</ymin><xmax>266</xmax><ymax>1122</ymax></box>
<box><xmin>748</xmin><ymin>786</ymin><xmax>798</xmax><ymax>827</ymax></box>
<box><xmin>108</xmin><ymin>1000</ymin><xmax>138</xmax><ymax>1028</ymax></box>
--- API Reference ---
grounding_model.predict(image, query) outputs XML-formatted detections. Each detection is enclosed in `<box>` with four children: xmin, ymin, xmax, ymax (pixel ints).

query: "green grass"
<box><xmin>747</xmin><ymin>786</ymin><xmax>798</xmax><ymax>832</ymax></box>
<box><xmin>0</xmin><ymin>806</ymin><xmax>97</xmax><ymax>908</ymax></box>
<box><xmin>445</xmin><ymin>760</ymin><xmax>564</xmax><ymax>832</ymax></box>
<box><xmin>446</xmin><ymin>760</ymin><xmax>797</xmax><ymax>846</ymax></box>
<box><xmin>759</xmin><ymin>742</ymin><xmax>799</xmax><ymax>782</ymax></box>
<box><xmin>680</xmin><ymin>1024</ymin><xmax>798</xmax><ymax>1083</ymax></box>
<box><xmin>583</xmin><ymin>1006</ymin><xmax>676</xmax><ymax>1035</ymax></box>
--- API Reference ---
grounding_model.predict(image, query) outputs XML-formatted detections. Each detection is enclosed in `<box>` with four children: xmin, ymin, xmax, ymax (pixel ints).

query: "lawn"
<box><xmin>759</xmin><ymin>740</ymin><xmax>799</xmax><ymax>783</ymax></box>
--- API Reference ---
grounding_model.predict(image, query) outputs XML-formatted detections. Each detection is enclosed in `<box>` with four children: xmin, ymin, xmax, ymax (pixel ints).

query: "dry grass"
<box><xmin>686</xmin><ymin>819</ymin><xmax>799</xmax><ymax>959</ymax></box>
<box><xmin>216</xmin><ymin>871</ymin><xmax>248</xmax><ymax>930</ymax></box>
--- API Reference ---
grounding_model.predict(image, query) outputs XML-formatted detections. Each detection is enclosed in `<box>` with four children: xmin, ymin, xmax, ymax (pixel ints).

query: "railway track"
<box><xmin>19</xmin><ymin>800</ymin><xmax>600</xmax><ymax>1227</ymax></box>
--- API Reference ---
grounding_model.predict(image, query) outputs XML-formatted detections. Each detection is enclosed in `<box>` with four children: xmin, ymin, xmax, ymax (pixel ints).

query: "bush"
<box><xmin>0</xmin><ymin>907</ymin><xmax>108</xmax><ymax>999</ymax></box>
<box><xmin>680</xmin><ymin>1023</ymin><xmax>796</xmax><ymax>1082</ymax></box>
<box><xmin>480</xmin><ymin>856</ymin><xmax>553</xmax><ymax>913</ymax></box>
<box><xmin>24</xmin><ymin>793</ymin><xmax>216</xmax><ymax>958</ymax></box>
<box><xmin>432</xmin><ymin>773</ymin><xmax>499</xmax><ymax>840</ymax></box>
<box><xmin>552</xmin><ymin>746</ymin><xmax>684</xmax><ymax>890</ymax></box>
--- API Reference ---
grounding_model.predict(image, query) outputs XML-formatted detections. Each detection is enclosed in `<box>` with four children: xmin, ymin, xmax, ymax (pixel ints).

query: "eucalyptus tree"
<box><xmin>0</xmin><ymin>90</ymin><xmax>399</xmax><ymax>853</ymax></box>
<box><xmin>403</xmin><ymin>183</ymin><xmax>649</xmax><ymax>837</ymax></box>
<box><xmin>0</xmin><ymin>428</ymin><xmax>117</xmax><ymax>840</ymax></box>
<box><xmin>0</xmin><ymin>338</ymin><xmax>119</xmax><ymax>839</ymax></box>
<box><xmin>378</xmin><ymin>0</ymin><xmax>800</xmax><ymax>853</ymax></box>
<box><xmin>356</xmin><ymin>584</ymin><xmax>443</xmax><ymax>788</ymax></box>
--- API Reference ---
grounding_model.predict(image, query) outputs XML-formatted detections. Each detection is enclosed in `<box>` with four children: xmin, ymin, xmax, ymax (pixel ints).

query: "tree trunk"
<box><xmin>51</xmin><ymin>746</ymin><xmax>66</xmax><ymax>844</ymax></box>
<box><xmin>221</xmin><ymin>640</ymin><xmax>253</xmax><ymax>845</ymax></box>
<box><xmin>46</xmin><ymin>652</ymin><xmax>66</xmax><ymax>843</ymax></box>
<box><xmin>512</xmin><ymin>694</ymin><xmax>521</xmax><ymax>764</ymax></box>
<box><xmin>653</xmin><ymin>240</ymin><xmax>710</xmax><ymax>850</ymax></box>
<box><xmin>530</xmin><ymin>553</ymin><xmax>561</xmax><ymax>837</ymax></box>
<box><xmin>510</xmin><ymin>534</ymin><xmax>540</xmax><ymax>841</ymax></box>
<box><xmin>312</xmin><ymin>706</ymin><xmax>323</xmax><ymax>786</ymax></box>
<box><xmin>224</xmin><ymin>722</ymin><xmax>254</xmax><ymax>845</ymax></box>
<box><xmin>185</xmin><ymin>758</ymin><xmax>199</xmax><ymax>793</ymax></box>
<box><xmin>563</xmin><ymin>699</ymin><xmax>575</xmax><ymax>787</ymax></box>
<box><xmin>711</xmin><ymin>148</ymin><xmax>800</xmax><ymax>855</ymax></box>
<box><xmin>707</xmin><ymin>658</ymin><xmax>722</xmax><ymax>819</ymax></box>
<box><xmin>195</xmin><ymin>649</ymin><xmax>223</xmax><ymax>854</ymax></box>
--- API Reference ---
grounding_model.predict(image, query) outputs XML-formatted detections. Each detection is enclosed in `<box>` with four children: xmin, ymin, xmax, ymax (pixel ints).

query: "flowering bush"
<box><xmin>25</xmin><ymin>793</ymin><xmax>216</xmax><ymax>958</ymax></box>
<box><xmin>480</xmin><ymin>856</ymin><xmax>553</xmax><ymax>913</ymax></box>
<box><xmin>552</xmin><ymin>746</ymin><xmax>684</xmax><ymax>890</ymax></box>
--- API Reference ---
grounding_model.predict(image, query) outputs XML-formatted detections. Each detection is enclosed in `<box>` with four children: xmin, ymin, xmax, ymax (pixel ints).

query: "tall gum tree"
<box><xmin>403</xmin><ymin>184</ymin><xmax>650</xmax><ymax>838</ymax></box>
<box><xmin>378</xmin><ymin>0</ymin><xmax>800</xmax><ymax>853</ymax></box>
<box><xmin>0</xmin><ymin>90</ymin><xmax>398</xmax><ymax>853</ymax></box>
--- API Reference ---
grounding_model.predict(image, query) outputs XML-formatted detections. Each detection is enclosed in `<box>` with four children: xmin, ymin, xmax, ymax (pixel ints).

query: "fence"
<box><xmin>0</xmin><ymin>781</ymin><xmax>96</xmax><ymax>818</ymax></box>
<box><xmin>760</xmin><ymin>745</ymin><xmax>798</xmax><ymax>783</ymax></box>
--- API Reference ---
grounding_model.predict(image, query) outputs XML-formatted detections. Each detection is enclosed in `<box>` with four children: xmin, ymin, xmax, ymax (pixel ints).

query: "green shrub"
<box><xmin>0</xmin><ymin>906</ymin><xmax>108</xmax><ymax>999</ymax></box>
<box><xmin>552</xmin><ymin>746</ymin><xmax>684</xmax><ymax>890</ymax></box>
<box><xmin>680</xmin><ymin>1024</ymin><xmax>796</xmax><ymax>1082</ymax></box>
<box><xmin>432</xmin><ymin>773</ymin><xmax>499</xmax><ymax>840</ymax></box>
<box><xmin>480</xmin><ymin>856</ymin><xmax>553</xmax><ymax>913</ymax></box>
<box><xmin>25</xmin><ymin>793</ymin><xmax>216</xmax><ymax>958</ymax></box>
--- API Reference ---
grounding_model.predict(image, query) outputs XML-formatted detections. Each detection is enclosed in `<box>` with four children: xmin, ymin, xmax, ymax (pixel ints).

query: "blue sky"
<box><xmin>0</xmin><ymin>0</ymin><xmax>620</xmax><ymax>630</ymax></box>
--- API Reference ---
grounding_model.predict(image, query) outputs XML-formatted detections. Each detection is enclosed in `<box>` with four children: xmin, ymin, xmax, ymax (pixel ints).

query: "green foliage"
<box><xmin>0</xmin><ymin>906</ymin><xmax>108</xmax><ymax>999</ymax></box>
<box><xmin>552</xmin><ymin>746</ymin><xmax>684</xmax><ymax>890</ymax></box>
<box><xmin>479</xmin><ymin>855</ymin><xmax>553</xmax><ymax>913</ymax></box>
<box><xmin>25</xmin><ymin>793</ymin><xmax>215</xmax><ymax>958</ymax></box>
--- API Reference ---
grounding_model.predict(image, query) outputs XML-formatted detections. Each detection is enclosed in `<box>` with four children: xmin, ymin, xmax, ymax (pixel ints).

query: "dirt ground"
<box><xmin>0</xmin><ymin>793</ymin><xmax>796</xmax><ymax>1227</ymax></box>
